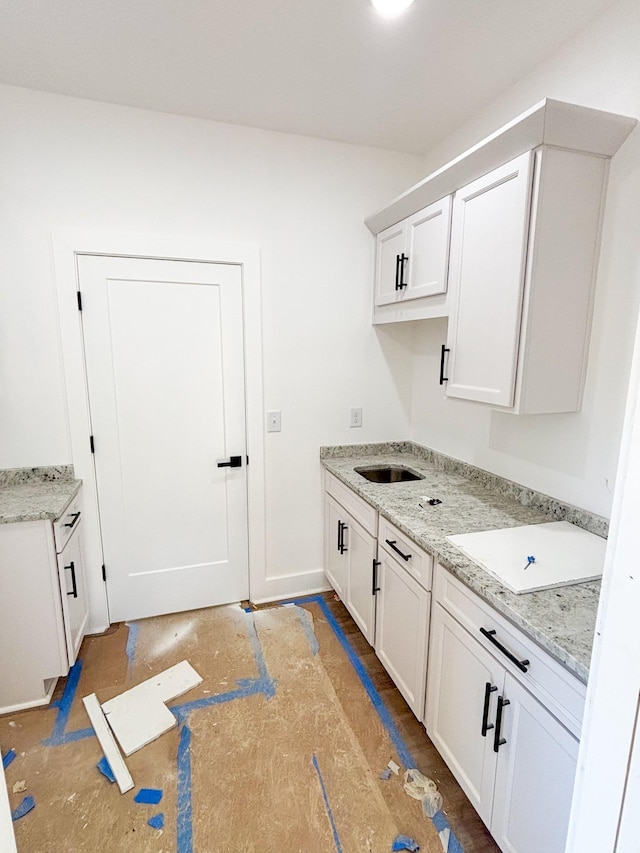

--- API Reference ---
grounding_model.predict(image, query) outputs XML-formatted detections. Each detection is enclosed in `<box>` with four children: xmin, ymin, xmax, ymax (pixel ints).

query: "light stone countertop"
<box><xmin>321</xmin><ymin>442</ymin><xmax>605</xmax><ymax>684</ymax></box>
<box><xmin>0</xmin><ymin>466</ymin><xmax>82</xmax><ymax>524</ymax></box>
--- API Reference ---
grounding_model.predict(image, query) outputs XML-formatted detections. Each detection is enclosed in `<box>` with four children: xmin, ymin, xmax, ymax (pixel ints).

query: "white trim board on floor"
<box><xmin>82</xmin><ymin>693</ymin><xmax>134</xmax><ymax>794</ymax></box>
<box><xmin>101</xmin><ymin>660</ymin><xmax>202</xmax><ymax>756</ymax></box>
<box><xmin>52</xmin><ymin>229</ymin><xmax>267</xmax><ymax>631</ymax></box>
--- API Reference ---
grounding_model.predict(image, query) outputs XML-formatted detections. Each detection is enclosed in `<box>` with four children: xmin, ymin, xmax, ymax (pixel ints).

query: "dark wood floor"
<box><xmin>307</xmin><ymin>594</ymin><xmax>501</xmax><ymax>853</ymax></box>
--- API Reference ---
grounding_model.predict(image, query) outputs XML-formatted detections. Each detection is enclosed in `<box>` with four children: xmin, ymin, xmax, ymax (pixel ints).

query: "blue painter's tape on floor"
<box><xmin>42</xmin><ymin>659</ymin><xmax>96</xmax><ymax>746</ymax></box>
<box><xmin>285</xmin><ymin>595</ymin><xmax>466</xmax><ymax>853</ymax></box>
<box><xmin>2</xmin><ymin>749</ymin><xmax>16</xmax><ymax>769</ymax></box>
<box><xmin>312</xmin><ymin>753</ymin><xmax>343</xmax><ymax>853</ymax></box>
<box><xmin>134</xmin><ymin>788</ymin><xmax>163</xmax><ymax>805</ymax></box>
<box><xmin>96</xmin><ymin>756</ymin><xmax>116</xmax><ymax>783</ymax></box>
<box><xmin>11</xmin><ymin>796</ymin><xmax>35</xmax><ymax>822</ymax></box>
<box><xmin>295</xmin><ymin>605</ymin><xmax>320</xmax><ymax>656</ymax></box>
<box><xmin>148</xmin><ymin>813</ymin><xmax>165</xmax><ymax>830</ymax></box>
<box><xmin>177</xmin><ymin>725</ymin><xmax>193</xmax><ymax>853</ymax></box>
<box><xmin>125</xmin><ymin>621</ymin><xmax>140</xmax><ymax>669</ymax></box>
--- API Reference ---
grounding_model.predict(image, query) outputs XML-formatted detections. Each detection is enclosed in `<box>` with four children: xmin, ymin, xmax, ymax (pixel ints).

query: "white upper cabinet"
<box><xmin>445</xmin><ymin>145</ymin><xmax>609</xmax><ymax>413</ymax></box>
<box><xmin>444</xmin><ymin>152</ymin><xmax>533</xmax><ymax>408</ymax></box>
<box><xmin>373</xmin><ymin>195</ymin><xmax>452</xmax><ymax>323</ymax></box>
<box><xmin>366</xmin><ymin>99</ymin><xmax>637</xmax><ymax>411</ymax></box>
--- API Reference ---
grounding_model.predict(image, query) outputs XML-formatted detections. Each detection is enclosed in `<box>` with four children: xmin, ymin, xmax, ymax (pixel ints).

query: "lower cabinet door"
<box><xmin>345</xmin><ymin>517</ymin><xmax>377</xmax><ymax>645</ymax></box>
<box><xmin>57</xmin><ymin>525</ymin><xmax>89</xmax><ymax>665</ymax></box>
<box><xmin>490</xmin><ymin>673</ymin><xmax>579</xmax><ymax>853</ymax></box>
<box><xmin>375</xmin><ymin>551</ymin><xmax>430</xmax><ymax>720</ymax></box>
<box><xmin>425</xmin><ymin>603</ymin><xmax>502</xmax><ymax>826</ymax></box>
<box><xmin>324</xmin><ymin>495</ymin><xmax>348</xmax><ymax>600</ymax></box>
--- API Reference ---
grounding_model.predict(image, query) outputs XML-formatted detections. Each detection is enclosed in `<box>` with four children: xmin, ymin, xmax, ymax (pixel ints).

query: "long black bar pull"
<box><xmin>385</xmin><ymin>539</ymin><xmax>411</xmax><ymax>562</ymax></box>
<box><xmin>480</xmin><ymin>627</ymin><xmax>530</xmax><ymax>673</ymax></box>
<box><xmin>481</xmin><ymin>682</ymin><xmax>497</xmax><ymax>736</ymax></box>
<box><xmin>493</xmin><ymin>696</ymin><xmax>510</xmax><ymax>753</ymax></box>
<box><xmin>64</xmin><ymin>511</ymin><xmax>81</xmax><ymax>530</ymax></box>
<box><xmin>65</xmin><ymin>561</ymin><xmax>78</xmax><ymax>598</ymax></box>
<box><xmin>439</xmin><ymin>345</ymin><xmax>450</xmax><ymax>385</ymax></box>
<box><xmin>397</xmin><ymin>253</ymin><xmax>408</xmax><ymax>290</ymax></box>
<box><xmin>372</xmin><ymin>559</ymin><xmax>381</xmax><ymax>595</ymax></box>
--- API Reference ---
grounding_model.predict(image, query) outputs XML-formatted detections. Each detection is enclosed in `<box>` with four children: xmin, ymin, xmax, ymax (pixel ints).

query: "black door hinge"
<box><xmin>90</xmin><ymin>435</ymin><xmax>95</xmax><ymax>454</ymax></box>
<box><xmin>77</xmin><ymin>291</ymin><xmax>83</xmax><ymax>311</ymax></box>
<box><xmin>102</xmin><ymin>564</ymin><xmax>106</xmax><ymax>582</ymax></box>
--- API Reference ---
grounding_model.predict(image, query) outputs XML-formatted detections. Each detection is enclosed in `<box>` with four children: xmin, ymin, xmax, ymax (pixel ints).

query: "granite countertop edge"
<box><xmin>321</xmin><ymin>443</ymin><xmax>604</xmax><ymax>685</ymax></box>
<box><xmin>0</xmin><ymin>465</ymin><xmax>82</xmax><ymax>524</ymax></box>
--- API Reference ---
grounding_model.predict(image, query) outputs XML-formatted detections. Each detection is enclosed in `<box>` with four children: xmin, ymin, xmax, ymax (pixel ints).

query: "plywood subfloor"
<box><xmin>1</xmin><ymin>595</ymin><xmax>499</xmax><ymax>852</ymax></box>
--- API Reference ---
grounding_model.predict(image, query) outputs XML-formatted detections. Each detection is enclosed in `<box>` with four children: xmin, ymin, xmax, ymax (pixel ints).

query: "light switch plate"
<box><xmin>267</xmin><ymin>411</ymin><xmax>281</xmax><ymax>432</ymax></box>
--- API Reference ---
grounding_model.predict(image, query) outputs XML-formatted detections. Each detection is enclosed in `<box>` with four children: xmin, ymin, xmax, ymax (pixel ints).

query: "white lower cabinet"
<box><xmin>375</xmin><ymin>547</ymin><xmax>430</xmax><ymax>720</ymax></box>
<box><xmin>323</xmin><ymin>474</ymin><xmax>432</xmax><ymax>718</ymax></box>
<box><xmin>0</xmin><ymin>492</ymin><xmax>88</xmax><ymax>713</ymax></box>
<box><xmin>426</xmin><ymin>564</ymin><xmax>583</xmax><ymax>853</ymax></box>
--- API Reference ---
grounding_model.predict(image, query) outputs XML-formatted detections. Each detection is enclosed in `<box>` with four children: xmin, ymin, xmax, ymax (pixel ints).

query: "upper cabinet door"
<box><xmin>405</xmin><ymin>195</ymin><xmax>451</xmax><ymax>300</ymax></box>
<box><xmin>374</xmin><ymin>221</ymin><xmax>406</xmax><ymax>307</ymax></box>
<box><xmin>374</xmin><ymin>195</ymin><xmax>452</xmax><ymax>311</ymax></box>
<box><xmin>445</xmin><ymin>152</ymin><xmax>533</xmax><ymax>408</ymax></box>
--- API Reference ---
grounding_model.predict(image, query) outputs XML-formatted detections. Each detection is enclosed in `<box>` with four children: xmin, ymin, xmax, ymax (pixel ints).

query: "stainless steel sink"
<box><xmin>354</xmin><ymin>465</ymin><xmax>424</xmax><ymax>483</ymax></box>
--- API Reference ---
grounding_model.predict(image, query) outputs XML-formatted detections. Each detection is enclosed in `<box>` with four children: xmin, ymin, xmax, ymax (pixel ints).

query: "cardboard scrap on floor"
<box><xmin>82</xmin><ymin>660</ymin><xmax>202</xmax><ymax>795</ymax></box>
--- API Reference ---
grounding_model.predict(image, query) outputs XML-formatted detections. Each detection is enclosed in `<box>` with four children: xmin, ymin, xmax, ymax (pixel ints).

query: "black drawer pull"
<box><xmin>63</xmin><ymin>511</ymin><xmax>81</xmax><ymax>529</ymax></box>
<box><xmin>65</xmin><ymin>561</ymin><xmax>78</xmax><ymax>599</ymax></box>
<box><xmin>480</xmin><ymin>627</ymin><xmax>530</xmax><ymax>673</ymax></box>
<box><xmin>385</xmin><ymin>539</ymin><xmax>411</xmax><ymax>561</ymax></box>
<box><xmin>494</xmin><ymin>696</ymin><xmax>510</xmax><ymax>753</ymax></box>
<box><xmin>481</xmin><ymin>682</ymin><xmax>497</xmax><ymax>736</ymax></box>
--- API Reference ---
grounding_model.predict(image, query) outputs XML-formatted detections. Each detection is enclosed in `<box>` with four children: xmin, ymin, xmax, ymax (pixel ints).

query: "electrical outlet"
<box><xmin>267</xmin><ymin>411</ymin><xmax>281</xmax><ymax>432</ymax></box>
<box><xmin>350</xmin><ymin>407</ymin><xmax>363</xmax><ymax>428</ymax></box>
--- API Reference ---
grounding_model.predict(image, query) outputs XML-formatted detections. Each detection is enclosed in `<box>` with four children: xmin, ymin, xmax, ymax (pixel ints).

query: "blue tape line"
<box><xmin>312</xmin><ymin>754</ymin><xmax>343</xmax><ymax>853</ymax></box>
<box><xmin>2</xmin><ymin>749</ymin><xmax>16</xmax><ymax>769</ymax></box>
<box><xmin>125</xmin><ymin>621</ymin><xmax>140</xmax><ymax>668</ymax></box>
<box><xmin>284</xmin><ymin>595</ymin><xmax>464</xmax><ymax>853</ymax></box>
<box><xmin>295</xmin><ymin>606</ymin><xmax>320</xmax><ymax>656</ymax></box>
<box><xmin>177</xmin><ymin>725</ymin><xmax>193</xmax><ymax>853</ymax></box>
<box><xmin>43</xmin><ymin>660</ymin><xmax>86</xmax><ymax>746</ymax></box>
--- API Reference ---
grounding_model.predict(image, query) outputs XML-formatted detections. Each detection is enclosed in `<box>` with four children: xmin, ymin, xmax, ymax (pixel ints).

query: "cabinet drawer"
<box><xmin>53</xmin><ymin>495</ymin><xmax>82</xmax><ymax>554</ymax></box>
<box><xmin>325</xmin><ymin>472</ymin><xmax>377</xmax><ymax>537</ymax></box>
<box><xmin>379</xmin><ymin>516</ymin><xmax>433</xmax><ymax>592</ymax></box>
<box><xmin>434</xmin><ymin>563</ymin><xmax>585</xmax><ymax>737</ymax></box>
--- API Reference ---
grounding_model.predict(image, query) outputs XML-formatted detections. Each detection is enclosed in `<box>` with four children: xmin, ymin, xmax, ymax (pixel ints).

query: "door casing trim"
<box><xmin>52</xmin><ymin>229</ymin><xmax>265</xmax><ymax>632</ymax></box>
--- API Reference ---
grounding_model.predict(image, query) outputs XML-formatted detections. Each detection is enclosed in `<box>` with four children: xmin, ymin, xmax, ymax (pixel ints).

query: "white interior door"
<box><xmin>78</xmin><ymin>255</ymin><xmax>249</xmax><ymax>622</ymax></box>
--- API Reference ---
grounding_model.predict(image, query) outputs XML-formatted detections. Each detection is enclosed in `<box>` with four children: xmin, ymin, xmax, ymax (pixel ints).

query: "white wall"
<box><xmin>0</xmin><ymin>84</ymin><xmax>423</xmax><ymax>612</ymax></box>
<box><xmin>408</xmin><ymin>0</ymin><xmax>640</xmax><ymax>518</ymax></box>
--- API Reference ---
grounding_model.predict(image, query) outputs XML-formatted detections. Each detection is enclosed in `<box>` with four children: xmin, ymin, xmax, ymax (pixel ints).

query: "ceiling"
<box><xmin>0</xmin><ymin>0</ymin><xmax>615</xmax><ymax>154</ymax></box>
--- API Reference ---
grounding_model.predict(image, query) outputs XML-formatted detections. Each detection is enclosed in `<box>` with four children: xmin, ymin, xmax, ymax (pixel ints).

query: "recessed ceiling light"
<box><xmin>371</xmin><ymin>0</ymin><xmax>415</xmax><ymax>18</ymax></box>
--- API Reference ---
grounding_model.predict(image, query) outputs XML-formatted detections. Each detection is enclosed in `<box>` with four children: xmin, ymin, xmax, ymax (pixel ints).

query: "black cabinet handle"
<box><xmin>481</xmin><ymin>682</ymin><xmax>497</xmax><ymax>736</ymax></box>
<box><xmin>480</xmin><ymin>627</ymin><xmax>530</xmax><ymax>673</ymax></box>
<box><xmin>493</xmin><ymin>696</ymin><xmax>510</xmax><ymax>753</ymax></box>
<box><xmin>385</xmin><ymin>539</ymin><xmax>411</xmax><ymax>561</ymax></box>
<box><xmin>397</xmin><ymin>253</ymin><xmax>408</xmax><ymax>290</ymax></box>
<box><xmin>372</xmin><ymin>559</ymin><xmax>381</xmax><ymax>595</ymax></box>
<box><xmin>439</xmin><ymin>345</ymin><xmax>450</xmax><ymax>385</ymax></box>
<box><xmin>217</xmin><ymin>455</ymin><xmax>242</xmax><ymax>468</ymax></box>
<box><xmin>338</xmin><ymin>521</ymin><xmax>348</xmax><ymax>554</ymax></box>
<box><xmin>65</xmin><ymin>561</ymin><xmax>78</xmax><ymax>599</ymax></box>
<box><xmin>63</xmin><ymin>511</ymin><xmax>81</xmax><ymax>529</ymax></box>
